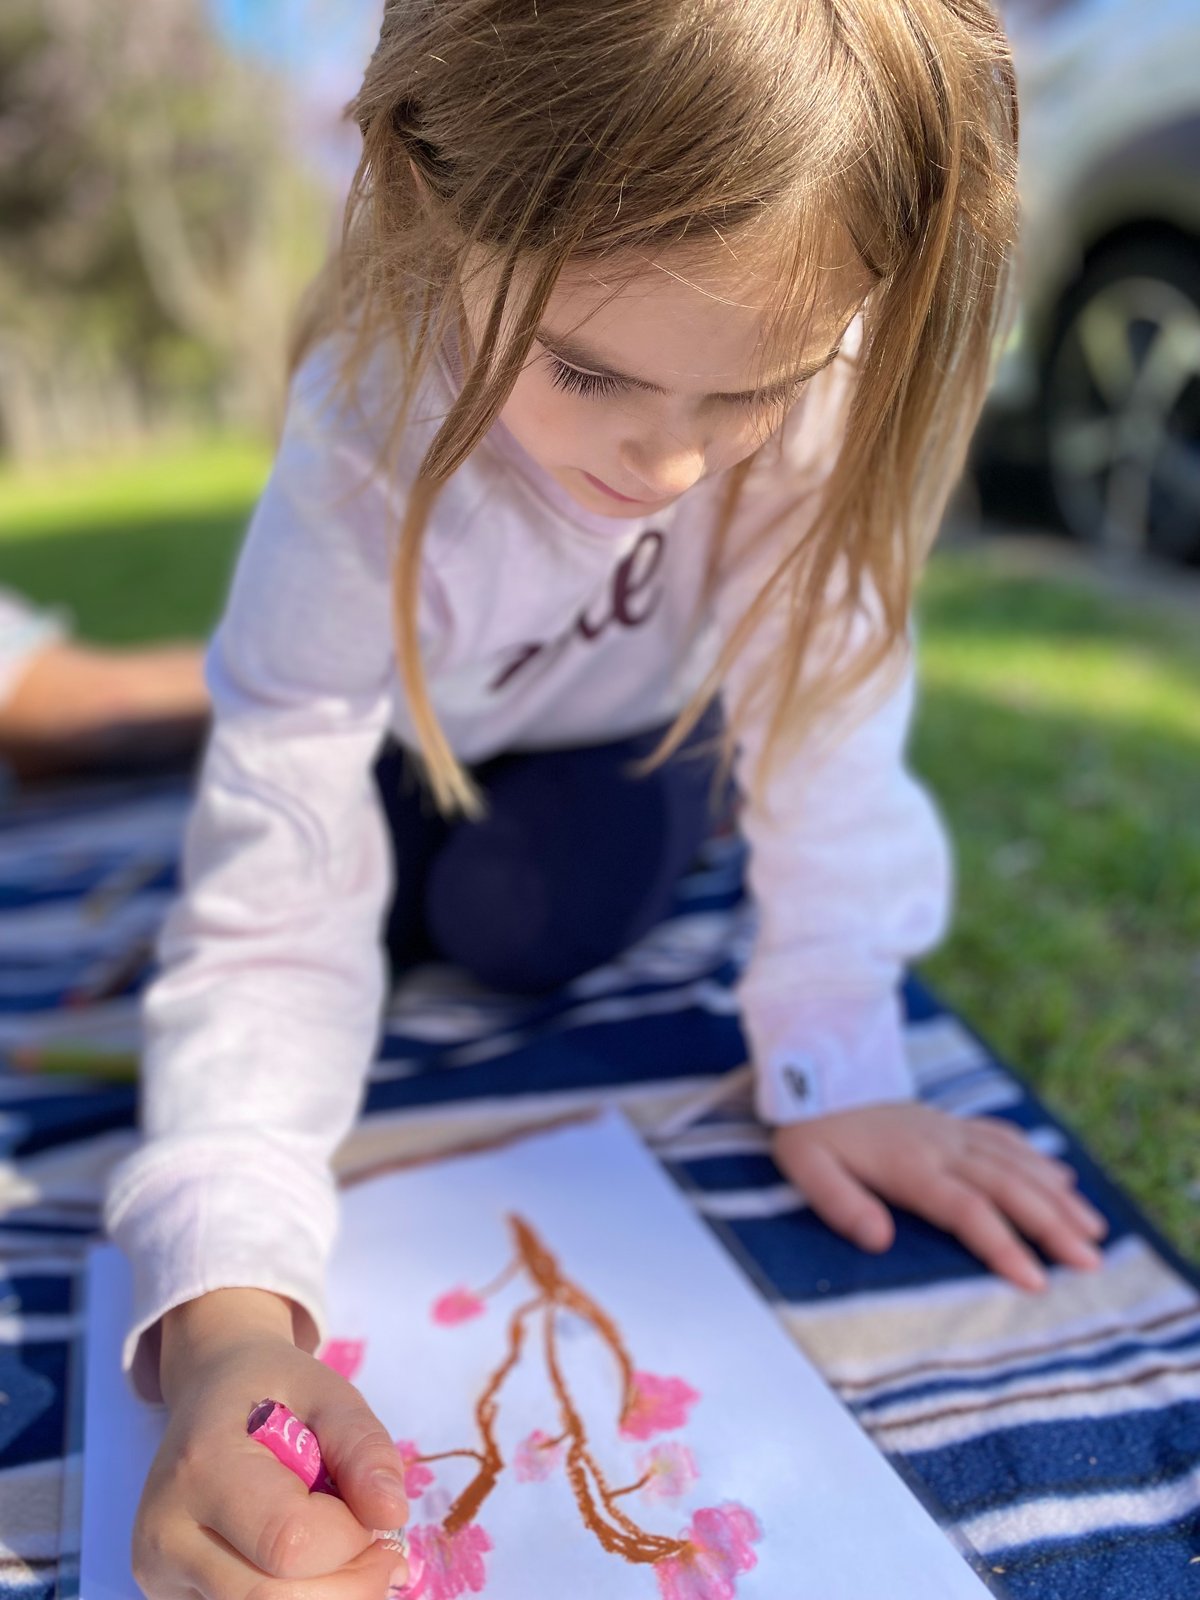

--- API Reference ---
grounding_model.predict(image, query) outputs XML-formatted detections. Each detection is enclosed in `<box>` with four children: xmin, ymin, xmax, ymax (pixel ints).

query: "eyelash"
<box><xmin>545</xmin><ymin>355</ymin><xmax>803</xmax><ymax>412</ymax></box>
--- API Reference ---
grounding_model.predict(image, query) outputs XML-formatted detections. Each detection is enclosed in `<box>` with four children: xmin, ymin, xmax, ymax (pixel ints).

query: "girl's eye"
<box><xmin>546</xmin><ymin>357</ymin><xmax>626</xmax><ymax>400</ymax></box>
<box><xmin>738</xmin><ymin>378</ymin><xmax>809</xmax><ymax>414</ymax></box>
<box><xmin>545</xmin><ymin>353</ymin><xmax>808</xmax><ymax>413</ymax></box>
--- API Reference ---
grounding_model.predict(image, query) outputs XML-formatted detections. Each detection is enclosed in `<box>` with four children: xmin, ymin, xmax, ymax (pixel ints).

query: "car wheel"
<box><xmin>1042</xmin><ymin>235</ymin><xmax>1200</xmax><ymax>564</ymax></box>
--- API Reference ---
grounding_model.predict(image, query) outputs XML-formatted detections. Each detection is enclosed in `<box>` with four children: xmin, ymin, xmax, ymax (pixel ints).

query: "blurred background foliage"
<box><xmin>0</xmin><ymin>0</ymin><xmax>332</xmax><ymax>461</ymax></box>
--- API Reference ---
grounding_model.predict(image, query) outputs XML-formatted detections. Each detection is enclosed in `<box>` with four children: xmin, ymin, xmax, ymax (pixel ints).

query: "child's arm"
<box><xmin>105</xmin><ymin>349</ymin><xmax>402</xmax><ymax>1401</ymax></box>
<box><xmin>726</xmin><ymin>612</ymin><xmax>1107</xmax><ymax>1286</ymax></box>
<box><xmin>0</xmin><ymin>577</ymin><xmax>206</xmax><ymax>781</ymax></box>
<box><xmin>103</xmin><ymin>344</ymin><xmax>416</xmax><ymax>1395</ymax></box>
<box><xmin>715</xmin><ymin>364</ymin><xmax>1107</xmax><ymax>1286</ymax></box>
<box><xmin>103</xmin><ymin>348</ymin><xmax>424</xmax><ymax>1594</ymax></box>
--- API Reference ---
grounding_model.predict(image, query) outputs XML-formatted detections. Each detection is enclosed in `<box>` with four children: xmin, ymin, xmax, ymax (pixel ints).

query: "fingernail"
<box><xmin>389</xmin><ymin>1556</ymin><xmax>423</xmax><ymax>1597</ymax></box>
<box><xmin>854</xmin><ymin>1219</ymin><xmax>887</xmax><ymax>1251</ymax></box>
<box><xmin>1071</xmin><ymin>1241</ymin><xmax>1104</xmax><ymax>1269</ymax></box>
<box><xmin>1022</xmin><ymin>1262</ymin><xmax>1048</xmax><ymax>1292</ymax></box>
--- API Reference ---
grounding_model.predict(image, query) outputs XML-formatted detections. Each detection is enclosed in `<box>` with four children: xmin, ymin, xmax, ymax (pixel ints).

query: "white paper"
<box><xmin>81</xmin><ymin>1112</ymin><xmax>988</xmax><ymax>1599</ymax></box>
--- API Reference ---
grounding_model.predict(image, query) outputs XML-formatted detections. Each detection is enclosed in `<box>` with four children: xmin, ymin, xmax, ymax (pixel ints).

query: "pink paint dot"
<box><xmin>402</xmin><ymin>1522</ymin><xmax>492</xmax><ymax>1599</ymax></box>
<box><xmin>654</xmin><ymin>1503</ymin><xmax>763</xmax><ymax>1600</ymax></box>
<box><xmin>394</xmin><ymin>1440</ymin><xmax>435</xmax><ymax>1499</ymax></box>
<box><xmin>431</xmin><ymin>1288</ymin><xmax>486</xmax><ymax>1326</ymax></box>
<box><xmin>638</xmin><ymin>1442</ymin><xmax>700</xmax><ymax>1503</ymax></box>
<box><xmin>620</xmin><ymin>1371</ymin><xmax>701</xmax><ymax>1440</ymax></box>
<box><xmin>513</xmin><ymin>1430</ymin><xmax>565</xmax><ymax>1483</ymax></box>
<box><xmin>317</xmin><ymin>1338</ymin><xmax>365</xmax><ymax>1382</ymax></box>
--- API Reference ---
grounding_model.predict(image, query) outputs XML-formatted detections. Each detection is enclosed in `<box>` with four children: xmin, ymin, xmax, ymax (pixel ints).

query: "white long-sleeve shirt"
<box><xmin>105</xmin><ymin>325</ymin><xmax>953</xmax><ymax>1398</ymax></box>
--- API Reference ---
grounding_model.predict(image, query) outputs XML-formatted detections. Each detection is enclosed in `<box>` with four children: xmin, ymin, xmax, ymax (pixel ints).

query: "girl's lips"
<box><xmin>581</xmin><ymin>470</ymin><xmax>660</xmax><ymax>506</ymax></box>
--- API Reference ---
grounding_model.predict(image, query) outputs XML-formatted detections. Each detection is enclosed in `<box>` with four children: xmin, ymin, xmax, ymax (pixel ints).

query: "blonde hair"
<box><xmin>291</xmin><ymin>0</ymin><xmax>1019</xmax><ymax>815</ymax></box>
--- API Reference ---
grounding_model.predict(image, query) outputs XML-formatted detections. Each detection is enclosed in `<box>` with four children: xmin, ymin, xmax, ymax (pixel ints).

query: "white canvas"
<box><xmin>81</xmin><ymin>1112</ymin><xmax>989</xmax><ymax>1599</ymax></box>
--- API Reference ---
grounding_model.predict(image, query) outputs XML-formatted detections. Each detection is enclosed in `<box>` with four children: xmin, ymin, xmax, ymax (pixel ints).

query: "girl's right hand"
<box><xmin>133</xmin><ymin>1289</ymin><xmax>411</xmax><ymax>1600</ymax></box>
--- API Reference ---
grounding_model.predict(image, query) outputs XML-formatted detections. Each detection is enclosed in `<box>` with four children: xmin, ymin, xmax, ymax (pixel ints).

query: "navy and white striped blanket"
<box><xmin>0</xmin><ymin>776</ymin><xmax>1196</xmax><ymax>1600</ymax></box>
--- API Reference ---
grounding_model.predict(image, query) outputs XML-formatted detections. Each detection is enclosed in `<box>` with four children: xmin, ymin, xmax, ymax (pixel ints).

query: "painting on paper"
<box><xmin>80</xmin><ymin>1114</ymin><xmax>990</xmax><ymax>1600</ymax></box>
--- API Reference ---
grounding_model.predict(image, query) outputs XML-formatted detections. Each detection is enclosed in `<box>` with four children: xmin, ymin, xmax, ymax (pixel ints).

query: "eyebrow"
<box><xmin>535</xmin><ymin>326</ymin><xmax>845</xmax><ymax>402</ymax></box>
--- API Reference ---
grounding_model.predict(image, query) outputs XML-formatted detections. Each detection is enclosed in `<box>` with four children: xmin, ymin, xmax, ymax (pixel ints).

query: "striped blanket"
<box><xmin>0</xmin><ymin>776</ymin><xmax>1196</xmax><ymax>1600</ymax></box>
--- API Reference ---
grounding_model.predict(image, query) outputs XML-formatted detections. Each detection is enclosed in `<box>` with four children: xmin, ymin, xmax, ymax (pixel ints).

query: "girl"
<box><xmin>109</xmin><ymin>3</ymin><xmax>1108</xmax><ymax>1596</ymax></box>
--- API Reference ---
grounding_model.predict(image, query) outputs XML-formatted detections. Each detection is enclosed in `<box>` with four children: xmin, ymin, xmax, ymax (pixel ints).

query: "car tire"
<box><xmin>1041</xmin><ymin>234</ymin><xmax>1200</xmax><ymax>564</ymax></box>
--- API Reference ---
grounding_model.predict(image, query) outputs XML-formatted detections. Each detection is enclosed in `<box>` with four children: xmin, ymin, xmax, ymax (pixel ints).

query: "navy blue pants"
<box><xmin>375</xmin><ymin>707</ymin><xmax>727</xmax><ymax>993</ymax></box>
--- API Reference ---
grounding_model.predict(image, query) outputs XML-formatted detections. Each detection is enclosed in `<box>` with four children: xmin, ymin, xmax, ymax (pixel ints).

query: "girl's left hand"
<box><xmin>771</xmin><ymin>1103</ymin><xmax>1108</xmax><ymax>1291</ymax></box>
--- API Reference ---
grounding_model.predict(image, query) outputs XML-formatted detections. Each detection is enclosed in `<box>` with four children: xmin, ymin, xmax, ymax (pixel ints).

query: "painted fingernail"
<box><xmin>375</xmin><ymin>1528</ymin><xmax>407</xmax><ymax>1553</ymax></box>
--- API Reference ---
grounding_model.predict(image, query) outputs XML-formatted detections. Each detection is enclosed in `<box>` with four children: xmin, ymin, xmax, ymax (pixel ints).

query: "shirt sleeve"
<box><xmin>103</xmin><ymin>351</ymin><xmax>410</xmax><ymax>1400</ymax></box>
<box><xmin>714</xmin><ymin>368</ymin><xmax>955</xmax><ymax>1128</ymax></box>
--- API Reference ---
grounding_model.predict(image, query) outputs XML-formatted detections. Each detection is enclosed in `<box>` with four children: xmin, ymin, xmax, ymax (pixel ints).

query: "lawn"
<box><xmin>1</xmin><ymin>445</ymin><xmax>1196</xmax><ymax>1261</ymax></box>
<box><xmin>915</xmin><ymin>549</ymin><xmax>1199</xmax><ymax>1263</ymax></box>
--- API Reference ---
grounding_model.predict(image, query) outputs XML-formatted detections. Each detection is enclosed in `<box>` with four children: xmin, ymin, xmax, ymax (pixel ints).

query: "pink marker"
<box><xmin>247</xmin><ymin>1400</ymin><xmax>420</xmax><ymax>1588</ymax></box>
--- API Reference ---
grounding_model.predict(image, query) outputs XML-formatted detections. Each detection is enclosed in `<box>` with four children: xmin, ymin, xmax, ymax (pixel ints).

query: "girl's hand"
<box><xmin>771</xmin><ymin>1104</ymin><xmax>1108</xmax><ymax>1291</ymax></box>
<box><xmin>133</xmin><ymin>1289</ymin><xmax>411</xmax><ymax>1600</ymax></box>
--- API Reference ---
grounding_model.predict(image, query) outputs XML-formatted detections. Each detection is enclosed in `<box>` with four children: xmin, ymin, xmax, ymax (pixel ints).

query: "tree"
<box><xmin>0</xmin><ymin>0</ymin><xmax>333</xmax><ymax>461</ymax></box>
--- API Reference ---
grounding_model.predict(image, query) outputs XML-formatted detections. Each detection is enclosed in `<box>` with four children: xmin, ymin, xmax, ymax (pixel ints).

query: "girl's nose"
<box><xmin>618</xmin><ymin>434</ymin><xmax>706</xmax><ymax>500</ymax></box>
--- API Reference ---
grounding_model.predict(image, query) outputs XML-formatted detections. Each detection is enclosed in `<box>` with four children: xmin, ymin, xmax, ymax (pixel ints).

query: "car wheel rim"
<box><xmin>1046</xmin><ymin>275</ymin><xmax>1200</xmax><ymax>560</ymax></box>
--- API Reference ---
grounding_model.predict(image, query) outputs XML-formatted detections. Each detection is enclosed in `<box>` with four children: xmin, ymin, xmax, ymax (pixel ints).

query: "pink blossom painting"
<box><xmin>80</xmin><ymin>1114</ymin><xmax>994</xmax><ymax>1600</ymax></box>
<box><xmin>317</xmin><ymin>1338</ymin><xmax>366</xmax><ymax>1382</ymax></box>
<box><xmin>331</xmin><ymin>1211</ymin><xmax>762</xmax><ymax>1597</ymax></box>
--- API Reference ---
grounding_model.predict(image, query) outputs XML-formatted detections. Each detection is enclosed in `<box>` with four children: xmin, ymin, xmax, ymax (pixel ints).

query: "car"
<box><xmin>975</xmin><ymin>0</ymin><xmax>1200</xmax><ymax>564</ymax></box>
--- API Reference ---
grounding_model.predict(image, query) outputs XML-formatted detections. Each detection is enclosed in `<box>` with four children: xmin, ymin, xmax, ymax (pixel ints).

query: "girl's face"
<box><xmin>461</xmin><ymin>244</ymin><xmax>872</xmax><ymax>519</ymax></box>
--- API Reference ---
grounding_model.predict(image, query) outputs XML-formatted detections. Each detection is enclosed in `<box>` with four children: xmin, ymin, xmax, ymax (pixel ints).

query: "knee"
<box><xmin>423</xmin><ymin>824</ymin><xmax>568</xmax><ymax>993</ymax></box>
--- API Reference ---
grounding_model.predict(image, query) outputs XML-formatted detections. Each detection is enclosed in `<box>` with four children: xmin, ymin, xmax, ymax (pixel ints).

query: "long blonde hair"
<box><xmin>291</xmin><ymin>0</ymin><xmax>1019</xmax><ymax>815</ymax></box>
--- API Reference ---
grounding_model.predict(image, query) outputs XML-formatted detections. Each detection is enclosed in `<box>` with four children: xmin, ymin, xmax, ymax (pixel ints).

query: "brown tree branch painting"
<box><xmin>320</xmin><ymin>1213</ymin><xmax>763</xmax><ymax>1599</ymax></box>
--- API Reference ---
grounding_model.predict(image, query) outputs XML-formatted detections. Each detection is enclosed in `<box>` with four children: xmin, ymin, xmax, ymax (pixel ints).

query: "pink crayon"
<box><xmin>247</xmin><ymin>1399</ymin><xmax>420</xmax><ymax>1588</ymax></box>
<box><xmin>247</xmin><ymin>1399</ymin><xmax>337</xmax><ymax>1493</ymax></box>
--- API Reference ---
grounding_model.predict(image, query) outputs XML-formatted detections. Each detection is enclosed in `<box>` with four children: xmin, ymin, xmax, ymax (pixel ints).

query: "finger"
<box><xmin>919</xmin><ymin>1174</ymin><xmax>1048</xmax><ymax>1291</ymax></box>
<box><xmin>132</xmin><ymin>1509</ymin><xmax>201</xmax><ymax>1600</ymax></box>
<box><xmin>783</xmin><ymin>1141</ymin><xmax>895</xmax><ymax>1253</ymax></box>
<box><xmin>966</xmin><ymin>1125</ymin><xmax>1080</xmax><ymax>1189</ymax></box>
<box><xmin>973</xmin><ymin>1143</ymin><xmax>1108</xmax><ymax>1238</ymax></box>
<box><xmin>967</xmin><ymin>1119</ymin><xmax>1083</xmax><ymax>1181</ymax></box>
<box><xmin>962</xmin><ymin>1154</ymin><xmax>1106</xmax><ymax>1271</ymax></box>
<box><xmin>967</xmin><ymin>1117</ymin><xmax>1042</xmax><ymax>1156</ymax></box>
<box><xmin>304</xmin><ymin>1385</ymin><xmax>410</xmax><ymax>1537</ymax></box>
<box><xmin>192</xmin><ymin>1442</ymin><xmax>376</xmax><ymax>1579</ymax></box>
<box><xmin>181</xmin><ymin>1523</ymin><xmax>405</xmax><ymax>1600</ymax></box>
<box><xmin>966</xmin><ymin>1122</ymin><xmax>1107</xmax><ymax>1229</ymax></box>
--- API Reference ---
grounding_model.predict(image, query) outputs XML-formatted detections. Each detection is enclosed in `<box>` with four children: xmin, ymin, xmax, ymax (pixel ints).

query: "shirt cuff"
<box><xmin>104</xmin><ymin>1133</ymin><xmax>335</xmax><ymax>1403</ymax></box>
<box><xmin>744</xmin><ymin>988</ymin><xmax>916</xmax><ymax>1125</ymax></box>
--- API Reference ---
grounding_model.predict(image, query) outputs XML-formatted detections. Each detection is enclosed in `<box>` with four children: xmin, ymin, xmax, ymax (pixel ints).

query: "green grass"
<box><xmin>0</xmin><ymin>440</ymin><xmax>268</xmax><ymax>641</ymax></box>
<box><xmin>914</xmin><ymin>552</ymin><xmax>1200</xmax><ymax>1262</ymax></box>
<box><xmin>1</xmin><ymin>446</ymin><xmax>1196</xmax><ymax>1261</ymax></box>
